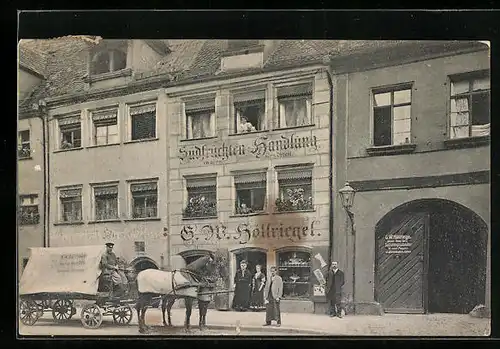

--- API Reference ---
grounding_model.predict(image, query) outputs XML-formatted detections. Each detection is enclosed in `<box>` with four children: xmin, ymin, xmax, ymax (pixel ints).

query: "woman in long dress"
<box><xmin>250</xmin><ymin>264</ymin><xmax>266</xmax><ymax>310</ymax></box>
<box><xmin>232</xmin><ymin>260</ymin><xmax>252</xmax><ymax>311</ymax></box>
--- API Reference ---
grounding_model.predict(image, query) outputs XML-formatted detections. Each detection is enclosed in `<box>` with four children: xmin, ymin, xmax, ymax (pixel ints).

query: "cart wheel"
<box><xmin>33</xmin><ymin>301</ymin><xmax>45</xmax><ymax>319</ymax></box>
<box><xmin>52</xmin><ymin>299</ymin><xmax>74</xmax><ymax>322</ymax></box>
<box><xmin>20</xmin><ymin>300</ymin><xmax>41</xmax><ymax>326</ymax></box>
<box><xmin>112</xmin><ymin>304</ymin><xmax>133</xmax><ymax>325</ymax></box>
<box><xmin>80</xmin><ymin>304</ymin><xmax>103</xmax><ymax>329</ymax></box>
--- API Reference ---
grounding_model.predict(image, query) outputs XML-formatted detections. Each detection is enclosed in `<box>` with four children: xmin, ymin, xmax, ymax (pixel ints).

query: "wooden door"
<box><xmin>375</xmin><ymin>212</ymin><xmax>429</xmax><ymax>313</ymax></box>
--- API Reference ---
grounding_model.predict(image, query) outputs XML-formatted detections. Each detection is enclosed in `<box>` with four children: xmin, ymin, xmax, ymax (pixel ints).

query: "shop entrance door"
<box><xmin>235</xmin><ymin>249</ymin><xmax>267</xmax><ymax>275</ymax></box>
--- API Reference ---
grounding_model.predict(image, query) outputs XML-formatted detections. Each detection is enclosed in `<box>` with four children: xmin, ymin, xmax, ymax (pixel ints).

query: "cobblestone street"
<box><xmin>19</xmin><ymin>308</ymin><xmax>490</xmax><ymax>337</ymax></box>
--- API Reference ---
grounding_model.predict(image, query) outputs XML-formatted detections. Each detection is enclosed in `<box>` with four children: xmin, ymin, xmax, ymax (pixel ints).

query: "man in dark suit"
<box><xmin>325</xmin><ymin>261</ymin><xmax>345</xmax><ymax>318</ymax></box>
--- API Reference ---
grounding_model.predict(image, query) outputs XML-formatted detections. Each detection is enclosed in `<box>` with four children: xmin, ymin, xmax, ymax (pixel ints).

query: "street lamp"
<box><xmin>339</xmin><ymin>182</ymin><xmax>356</xmax><ymax>314</ymax></box>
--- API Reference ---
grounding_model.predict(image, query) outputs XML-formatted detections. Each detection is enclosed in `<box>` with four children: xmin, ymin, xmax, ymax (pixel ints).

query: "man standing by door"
<box><xmin>325</xmin><ymin>261</ymin><xmax>345</xmax><ymax>318</ymax></box>
<box><xmin>263</xmin><ymin>266</ymin><xmax>283</xmax><ymax>327</ymax></box>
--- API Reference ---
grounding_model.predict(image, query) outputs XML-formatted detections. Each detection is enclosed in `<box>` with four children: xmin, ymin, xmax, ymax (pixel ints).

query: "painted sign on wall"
<box><xmin>384</xmin><ymin>234</ymin><xmax>412</xmax><ymax>254</ymax></box>
<box><xmin>180</xmin><ymin>221</ymin><xmax>320</xmax><ymax>246</ymax></box>
<box><xmin>178</xmin><ymin>133</ymin><xmax>319</xmax><ymax>165</ymax></box>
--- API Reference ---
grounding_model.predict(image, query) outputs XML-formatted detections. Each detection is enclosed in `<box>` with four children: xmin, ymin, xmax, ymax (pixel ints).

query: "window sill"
<box><xmin>124</xmin><ymin>138</ymin><xmax>159</xmax><ymax>145</ymax></box>
<box><xmin>366</xmin><ymin>143</ymin><xmax>417</xmax><ymax>156</ymax></box>
<box><xmin>54</xmin><ymin>147</ymin><xmax>84</xmax><ymax>154</ymax></box>
<box><xmin>229</xmin><ymin>212</ymin><xmax>269</xmax><ymax>218</ymax></box>
<box><xmin>54</xmin><ymin>221</ymin><xmax>85</xmax><ymax>226</ymax></box>
<box><xmin>87</xmin><ymin>143</ymin><xmax>121</xmax><ymax>149</ymax></box>
<box><xmin>84</xmin><ymin>68</ymin><xmax>133</xmax><ymax>83</ymax></box>
<box><xmin>273</xmin><ymin>124</ymin><xmax>316</xmax><ymax>132</ymax></box>
<box><xmin>88</xmin><ymin>219</ymin><xmax>122</xmax><ymax>224</ymax></box>
<box><xmin>228</xmin><ymin>130</ymin><xmax>269</xmax><ymax>137</ymax></box>
<box><xmin>182</xmin><ymin>216</ymin><xmax>218</xmax><ymax>221</ymax></box>
<box><xmin>124</xmin><ymin>217</ymin><xmax>161</xmax><ymax>222</ymax></box>
<box><xmin>273</xmin><ymin>209</ymin><xmax>316</xmax><ymax>215</ymax></box>
<box><xmin>444</xmin><ymin>135</ymin><xmax>490</xmax><ymax>149</ymax></box>
<box><xmin>18</xmin><ymin>156</ymin><xmax>33</xmax><ymax>161</ymax></box>
<box><xmin>180</xmin><ymin>136</ymin><xmax>218</xmax><ymax>142</ymax></box>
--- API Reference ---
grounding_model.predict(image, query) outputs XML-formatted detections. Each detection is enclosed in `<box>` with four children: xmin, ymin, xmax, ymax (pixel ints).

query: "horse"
<box><xmin>135</xmin><ymin>253</ymin><xmax>216</xmax><ymax>334</ymax></box>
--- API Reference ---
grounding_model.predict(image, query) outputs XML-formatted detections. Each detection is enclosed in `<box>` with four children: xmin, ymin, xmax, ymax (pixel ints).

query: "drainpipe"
<box><xmin>33</xmin><ymin>99</ymin><xmax>50</xmax><ymax>247</ymax></box>
<box><xmin>324</xmin><ymin>60</ymin><xmax>334</xmax><ymax>267</ymax></box>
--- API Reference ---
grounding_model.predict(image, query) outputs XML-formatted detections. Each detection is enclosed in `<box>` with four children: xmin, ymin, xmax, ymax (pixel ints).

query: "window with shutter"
<box><xmin>92</xmin><ymin>109</ymin><xmax>119</xmax><ymax>145</ymax></box>
<box><xmin>19</xmin><ymin>194</ymin><xmax>39</xmax><ymax>225</ymax></box>
<box><xmin>233</xmin><ymin>171</ymin><xmax>267</xmax><ymax>214</ymax></box>
<box><xmin>183</xmin><ymin>176</ymin><xmax>217</xmax><ymax>218</ymax></box>
<box><xmin>275</xmin><ymin>166</ymin><xmax>314</xmax><ymax>212</ymax></box>
<box><xmin>130</xmin><ymin>181</ymin><xmax>158</xmax><ymax>218</ymax></box>
<box><xmin>93</xmin><ymin>185</ymin><xmax>119</xmax><ymax>220</ymax></box>
<box><xmin>59</xmin><ymin>116</ymin><xmax>82</xmax><ymax>149</ymax></box>
<box><xmin>18</xmin><ymin>130</ymin><xmax>31</xmax><ymax>158</ymax></box>
<box><xmin>59</xmin><ymin>188</ymin><xmax>82</xmax><ymax>222</ymax></box>
<box><xmin>277</xmin><ymin>83</ymin><xmax>313</xmax><ymax>129</ymax></box>
<box><xmin>130</xmin><ymin>104</ymin><xmax>156</xmax><ymax>141</ymax></box>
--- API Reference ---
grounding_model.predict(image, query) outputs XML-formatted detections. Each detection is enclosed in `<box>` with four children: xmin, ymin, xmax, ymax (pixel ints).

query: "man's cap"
<box><xmin>240</xmin><ymin>260</ymin><xmax>247</xmax><ymax>264</ymax></box>
<box><xmin>105</xmin><ymin>242</ymin><xmax>114</xmax><ymax>247</ymax></box>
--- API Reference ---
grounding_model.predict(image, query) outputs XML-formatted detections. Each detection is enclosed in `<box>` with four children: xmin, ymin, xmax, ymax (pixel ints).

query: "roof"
<box><xmin>18</xmin><ymin>39</ymin><xmax>488</xmax><ymax>113</ymax></box>
<box><xmin>18</xmin><ymin>43</ymin><xmax>48</xmax><ymax>77</ymax></box>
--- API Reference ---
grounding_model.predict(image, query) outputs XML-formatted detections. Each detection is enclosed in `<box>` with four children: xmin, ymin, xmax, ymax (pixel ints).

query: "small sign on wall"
<box><xmin>313</xmin><ymin>284</ymin><xmax>325</xmax><ymax>296</ymax></box>
<box><xmin>384</xmin><ymin>234</ymin><xmax>412</xmax><ymax>254</ymax></box>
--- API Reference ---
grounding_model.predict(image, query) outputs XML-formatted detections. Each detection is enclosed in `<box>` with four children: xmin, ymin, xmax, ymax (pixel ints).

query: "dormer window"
<box><xmin>90</xmin><ymin>49</ymin><xmax>127</xmax><ymax>75</ymax></box>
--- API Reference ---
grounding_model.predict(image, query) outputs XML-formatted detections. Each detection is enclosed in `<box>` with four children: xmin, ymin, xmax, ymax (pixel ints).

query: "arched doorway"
<box><xmin>374</xmin><ymin>199</ymin><xmax>488</xmax><ymax>314</ymax></box>
<box><xmin>130</xmin><ymin>256</ymin><xmax>159</xmax><ymax>273</ymax></box>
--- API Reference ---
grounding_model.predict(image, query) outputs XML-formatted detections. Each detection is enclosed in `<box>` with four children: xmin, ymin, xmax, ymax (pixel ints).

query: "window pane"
<box><xmin>132</xmin><ymin>112</ymin><xmax>156</xmax><ymax>140</ymax></box>
<box><xmin>252</xmin><ymin>187</ymin><xmax>266</xmax><ymax>211</ymax></box>
<box><xmin>373</xmin><ymin>92</ymin><xmax>391</xmax><ymax>107</ymax></box>
<box><xmin>393</xmin><ymin>132</ymin><xmax>411</xmax><ymax>145</ymax></box>
<box><xmin>108</xmin><ymin>124</ymin><xmax>119</xmax><ymax>135</ymax></box>
<box><xmin>472</xmin><ymin>77</ymin><xmax>490</xmax><ymax>91</ymax></box>
<box><xmin>451</xmin><ymin>126</ymin><xmax>469</xmax><ymax>139</ymax></box>
<box><xmin>96</xmin><ymin>126</ymin><xmax>107</xmax><ymax>137</ymax></box>
<box><xmin>451</xmin><ymin>97</ymin><xmax>469</xmax><ymax>114</ymax></box>
<box><xmin>279</xmin><ymin>97</ymin><xmax>310</xmax><ymax>128</ymax></box>
<box><xmin>373</xmin><ymin>106</ymin><xmax>391</xmax><ymax>146</ymax></box>
<box><xmin>451</xmin><ymin>80</ymin><xmax>470</xmax><ymax>96</ymax></box>
<box><xmin>20</xmin><ymin>130</ymin><xmax>30</xmax><ymax>142</ymax></box>
<box><xmin>451</xmin><ymin>112</ymin><xmax>470</xmax><ymax>127</ymax></box>
<box><xmin>188</xmin><ymin>112</ymin><xmax>213</xmax><ymax>139</ymax></box>
<box><xmin>92</xmin><ymin>52</ymin><xmax>110</xmax><ymax>75</ymax></box>
<box><xmin>393</xmin><ymin>89</ymin><xmax>411</xmax><ymax>105</ymax></box>
<box><xmin>471</xmin><ymin>92</ymin><xmax>490</xmax><ymax>126</ymax></box>
<box><xmin>393</xmin><ymin>105</ymin><xmax>411</xmax><ymax>121</ymax></box>
<box><xmin>394</xmin><ymin>119</ymin><xmax>411</xmax><ymax>134</ymax></box>
<box><xmin>112</xmin><ymin>50</ymin><xmax>127</xmax><ymax>71</ymax></box>
<box><xmin>108</xmin><ymin>133</ymin><xmax>120</xmax><ymax>144</ymax></box>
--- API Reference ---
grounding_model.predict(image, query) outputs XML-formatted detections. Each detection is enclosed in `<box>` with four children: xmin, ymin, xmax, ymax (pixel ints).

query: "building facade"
<box><xmin>17</xmin><ymin>44</ymin><xmax>47</xmax><ymax>277</ymax></box>
<box><xmin>330</xmin><ymin>41</ymin><xmax>490</xmax><ymax>315</ymax></box>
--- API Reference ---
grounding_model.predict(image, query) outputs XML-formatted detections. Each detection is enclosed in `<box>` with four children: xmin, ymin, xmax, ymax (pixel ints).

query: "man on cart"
<box><xmin>99</xmin><ymin>243</ymin><xmax>127</xmax><ymax>299</ymax></box>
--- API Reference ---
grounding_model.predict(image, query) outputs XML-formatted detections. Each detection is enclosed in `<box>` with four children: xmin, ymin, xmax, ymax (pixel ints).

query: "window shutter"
<box><xmin>59</xmin><ymin>116</ymin><xmax>81</xmax><ymax>127</ymax></box>
<box><xmin>130</xmin><ymin>104</ymin><xmax>156</xmax><ymax>116</ymax></box>
<box><xmin>92</xmin><ymin>109</ymin><xmax>118</xmax><ymax>122</ymax></box>
<box><xmin>234</xmin><ymin>172</ymin><xmax>267</xmax><ymax>184</ymax></box>
<box><xmin>60</xmin><ymin>189</ymin><xmax>82</xmax><ymax>199</ymax></box>
<box><xmin>186</xmin><ymin>177</ymin><xmax>217</xmax><ymax>188</ymax></box>
<box><xmin>94</xmin><ymin>186</ymin><xmax>118</xmax><ymax>196</ymax></box>
<box><xmin>277</xmin><ymin>168</ymin><xmax>313</xmax><ymax>180</ymax></box>
<box><xmin>185</xmin><ymin>98</ymin><xmax>215</xmax><ymax>113</ymax></box>
<box><xmin>233</xmin><ymin>90</ymin><xmax>266</xmax><ymax>103</ymax></box>
<box><xmin>130</xmin><ymin>182</ymin><xmax>157</xmax><ymax>193</ymax></box>
<box><xmin>277</xmin><ymin>83</ymin><xmax>313</xmax><ymax>98</ymax></box>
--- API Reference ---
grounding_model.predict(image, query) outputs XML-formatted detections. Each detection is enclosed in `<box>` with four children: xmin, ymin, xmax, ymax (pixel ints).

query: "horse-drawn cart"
<box><xmin>19</xmin><ymin>245</ymin><xmax>135</xmax><ymax>329</ymax></box>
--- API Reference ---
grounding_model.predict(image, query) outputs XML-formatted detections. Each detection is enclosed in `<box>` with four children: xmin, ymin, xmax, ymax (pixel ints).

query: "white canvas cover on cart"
<box><xmin>19</xmin><ymin>245</ymin><xmax>106</xmax><ymax>296</ymax></box>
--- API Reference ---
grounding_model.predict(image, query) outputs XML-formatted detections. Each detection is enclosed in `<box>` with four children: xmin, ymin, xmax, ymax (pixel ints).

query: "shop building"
<box><xmin>166</xmin><ymin>41</ymin><xmax>333</xmax><ymax>313</ymax></box>
<box><xmin>329</xmin><ymin>41</ymin><xmax>490</xmax><ymax>314</ymax></box>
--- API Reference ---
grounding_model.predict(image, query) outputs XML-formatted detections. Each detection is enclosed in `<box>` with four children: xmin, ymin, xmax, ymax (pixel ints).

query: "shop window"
<box><xmin>450</xmin><ymin>71</ymin><xmax>490</xmax><ymax>139</ymax></box>
<box><xmin>275</xmin><ymin>166</ymin><xmax>313</xmax><ymax>212</ymax></box>
<box><xmin>92</xmin><ymin>109</ymin><xmax>119</xmax><ymax>145</ymax></box>
<box><xmin>59</xmin><ymin>115</ymin><xmax>82</xmax><ymax>149</ymax></box>
<box><xmin>59</xmin><ymin>187</ymin><xmax>82</xmax><ymax>222</ymax></box>
<box><xmin>19</xmin><ymin>194</ymin><xmax>39</xmax><ymax>225</ymax></box>
<box><xmin>184</xmin><ymin>98</ymin><xmax>216</xmax><ymax>140</ymax></box>
<box><xmin>134</xmin><ymin>241</ymin><xmax>145</xmax><ymax>253</ymax></box>
<box><xmin>277</xmin><ymin>83</ymin><xmax>313</xmax><ymax>129</ymax></box>
<box><xmin>130</xmin><ymin>181</ymin><xmax>158</xmax><ymax>219</ymax></box>
<box><xmin>233</xmin><ymin>90</ymin><xmax>266</xmax><ymax>133</ymax></box>
<box><xmin>277</xmin><ymin>250</ymin><xmax>312</xmax><ymax>300</ymax></box>
<box><xmin>372</xmin><ymin>86</ymin><xmax>412</xmax><ymax>146</ymax></box>
<box><xmin>18</xmin><ymin>130</ymin><xmax>31</xmax><ymax>158</ymax></box>
<box><xmin>183</xmin><ymin>176</ymin><xmax>217</xmax><ymax>218</ymax></box>
<box><xmin>93</xmin><ymin>185</ymin><xmax>118</xmax><ymax>221</ymax></box>
<box><xmin>91</xmin><ymin>49</ymin><xmax>127</xmax><ymax>75</ymax></box>
<box><xmin>130</xmin><ymin>103</ymin><xmax>156</xmax><ymax>141</ymax></box>
<box><xmin>234</xmin><ymin>171</ymin><xmax>267</xmax><ymax>214</ymax></box>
